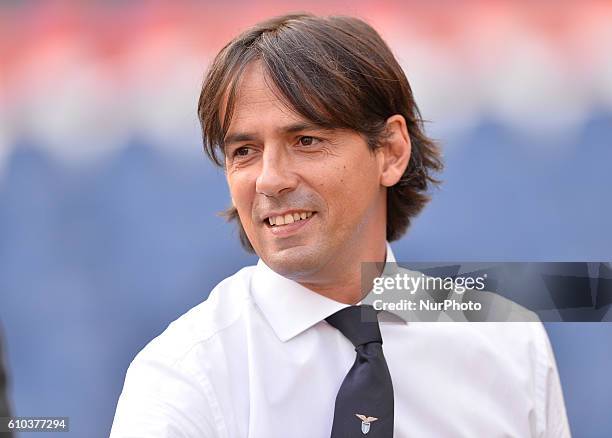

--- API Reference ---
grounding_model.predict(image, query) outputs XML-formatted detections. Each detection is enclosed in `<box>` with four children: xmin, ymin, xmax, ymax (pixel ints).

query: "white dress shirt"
<box><xmin>110</xmin><ymin>244</ymin><xmax>571</xmax><ymax>437</ymax></box>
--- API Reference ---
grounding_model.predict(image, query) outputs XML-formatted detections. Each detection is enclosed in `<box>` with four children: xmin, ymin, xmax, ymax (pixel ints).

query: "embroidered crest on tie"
<box><xmin>356</xmin><ymin>414</ymin><xmax>379</xmax><ymax>435</ymax></box>
<box><xmin>325</xmin><ymin>305</ymin><xmax>394</xmax><ymax>437</ymax></box>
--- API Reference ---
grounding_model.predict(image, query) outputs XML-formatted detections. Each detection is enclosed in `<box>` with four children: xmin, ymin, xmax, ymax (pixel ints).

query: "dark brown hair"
<box><xmin>198</xmin><ymin>13</ymin><xmax>443</xmax><ymax>253</ymax></box>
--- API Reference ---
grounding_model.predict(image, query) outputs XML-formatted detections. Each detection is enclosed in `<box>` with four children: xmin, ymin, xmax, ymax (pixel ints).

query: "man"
<box><xmin>1</xmin><ymin>328</ymin><xmax>13</xmax><ymax>438</ymax></box>
<box><xmin>110</xmin><ymin>14</ymin><xmax>570</xmax><ymax>437</ymax></box>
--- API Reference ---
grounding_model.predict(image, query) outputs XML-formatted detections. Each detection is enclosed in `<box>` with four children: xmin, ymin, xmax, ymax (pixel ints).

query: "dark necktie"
<box><xmin>325</xmin><ymin>305</ymin><xmax>394</xmax><ymax>437</ymax></box>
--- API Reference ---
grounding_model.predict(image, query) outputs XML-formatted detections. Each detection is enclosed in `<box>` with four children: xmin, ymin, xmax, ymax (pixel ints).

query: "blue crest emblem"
<box><xmin>355</xmin><ymin>414</ymin><xmax>379</xmax><ymax>435</ymax></box>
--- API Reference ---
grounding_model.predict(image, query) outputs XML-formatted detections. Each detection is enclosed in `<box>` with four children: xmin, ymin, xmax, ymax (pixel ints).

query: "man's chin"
<box><xmin>260</xmin><ymin>244</ymin><xmax>324</xmax><ymax>280</ymax></box>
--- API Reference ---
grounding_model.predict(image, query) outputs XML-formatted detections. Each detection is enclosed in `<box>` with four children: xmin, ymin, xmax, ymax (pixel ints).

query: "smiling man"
<box><xmin>110</xmin><ymin>14</ymin><xmax>570</xmax><ymax>438</ymax></box>
<box><xmin>219</xmin><ymin>59</ymin><xmax>409</xmax><ymax>303</ymax></box>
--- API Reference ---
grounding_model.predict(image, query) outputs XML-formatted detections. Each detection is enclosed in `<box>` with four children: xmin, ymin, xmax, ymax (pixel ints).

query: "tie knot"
<box><xmin>325</xmin><ymin>305</ymin><xmax>382</xmax><ymax>347</ymax></box>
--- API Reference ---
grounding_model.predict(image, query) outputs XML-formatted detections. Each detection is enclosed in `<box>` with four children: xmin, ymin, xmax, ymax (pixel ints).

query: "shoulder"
<box><xmin>464</xmin><ymin>321</ymin><xmax>565</xmax><ymax>435</ymax></box>
<box><xmin>442</xmin><ymin>320</ymin><xmax>551</xmax><ymax>361</ymax></box>
<box><xmin>410</xmin><ymin>320</ymin><xmax>554</xmax><ymax>382</ymax></box>
<box><xmin>132</xmin><ymin>264</ymin><xmax>257</xmax><ymax>370</ymax></box>
<box><xmin>418</xmin><ymin>321</ymin><xmax>565</xmax><ymax>436</ymax></box>
<box><xmin>112</xmin><ymin>266</ymin><xmax>258</xmax><ymax>437</ymax></box>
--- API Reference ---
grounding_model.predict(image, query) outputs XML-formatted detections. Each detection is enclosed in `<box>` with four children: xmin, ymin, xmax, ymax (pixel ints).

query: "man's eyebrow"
<box><xmin>224</xmin><ymin>132</ymin><xmax>258</xmax><ymax>146</ymax></box>
<box><xmin>280</xmin><ymin>122</ymin><xmax>323</xmax><ymax>134</ymax></box>
<box><xmin>223</xmin><ymin>122</ymin><xmax>327</xmax><ymax>147</ymax></box>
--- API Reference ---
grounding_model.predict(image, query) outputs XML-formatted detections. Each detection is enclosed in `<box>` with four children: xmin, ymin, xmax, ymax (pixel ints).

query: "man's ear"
<box><xmin>378</xmin><ymin>115</ymin><xmax>411</xmax><ymax>187</ymax></box>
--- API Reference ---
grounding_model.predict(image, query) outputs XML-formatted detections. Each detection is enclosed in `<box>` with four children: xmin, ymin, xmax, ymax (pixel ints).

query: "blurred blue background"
<box><xmin>0</xmin><ymin>1</ymin><xmax>611</xmax><ymax>437</ymax></box>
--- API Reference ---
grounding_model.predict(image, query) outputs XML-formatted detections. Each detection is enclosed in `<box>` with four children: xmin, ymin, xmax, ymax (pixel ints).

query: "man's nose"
<box><xmin>255</xmin><ymin>146</ymin><xmax>298</xmax><ymax>197</ymax></box>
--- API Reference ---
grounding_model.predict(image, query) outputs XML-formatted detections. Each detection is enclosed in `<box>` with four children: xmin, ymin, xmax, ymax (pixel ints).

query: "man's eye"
<box><xmin>298</xmin><ymin>136</ymin><xmax>318</xmax><ymax>146</ymax></box>
<box><xmin>233</xmin><ymin>147</ymin><xmax>250</xmax><ymax>157</ymax></box>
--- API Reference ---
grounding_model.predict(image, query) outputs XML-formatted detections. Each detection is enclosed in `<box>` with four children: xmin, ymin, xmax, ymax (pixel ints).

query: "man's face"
<box><xmin>223</xmin><ymin>62</ymin><xmax>386</xmax><ymax>281</ymax></box>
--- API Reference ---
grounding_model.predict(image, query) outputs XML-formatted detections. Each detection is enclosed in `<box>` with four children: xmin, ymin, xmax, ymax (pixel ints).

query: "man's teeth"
<box><xmin>268</xmin><ymin>211</ymin><xmax>313</xmax><ymax>226</ymax></box>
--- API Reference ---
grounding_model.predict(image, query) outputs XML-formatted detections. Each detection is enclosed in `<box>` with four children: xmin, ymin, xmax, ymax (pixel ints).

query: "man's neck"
<box><xmin>296</xmin><ymin>241</ymin><xmax>387</xmax><ymax>304</ymax></box>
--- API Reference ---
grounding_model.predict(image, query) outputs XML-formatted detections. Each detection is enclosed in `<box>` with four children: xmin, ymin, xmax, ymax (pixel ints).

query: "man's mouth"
<box><xmin>266</xmin><ymin>211</ymin><xmax>315</xmax><ymax>227</ymax></box>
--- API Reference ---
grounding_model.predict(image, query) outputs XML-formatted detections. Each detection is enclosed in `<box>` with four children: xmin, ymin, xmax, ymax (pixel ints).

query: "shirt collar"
<box><xmin>251</xmin><ymin>242</ymin><xmax>406</xmax><ymax>342</ymax></box>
